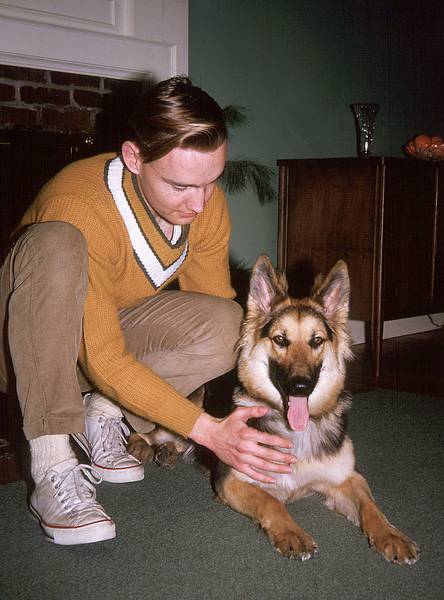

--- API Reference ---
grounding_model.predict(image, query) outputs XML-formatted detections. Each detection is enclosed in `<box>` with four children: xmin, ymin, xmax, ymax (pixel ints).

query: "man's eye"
<box><xmin>172</xmin><ymin>185</ymin><xmax>187</xmax><ymax>191</ymax></box>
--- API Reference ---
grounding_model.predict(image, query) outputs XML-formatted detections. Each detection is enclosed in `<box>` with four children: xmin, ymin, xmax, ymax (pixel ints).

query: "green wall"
<box><xmin>189</xmin><ymin>0</ymin><xmax>443</xmax><ymax>266</ymax></box>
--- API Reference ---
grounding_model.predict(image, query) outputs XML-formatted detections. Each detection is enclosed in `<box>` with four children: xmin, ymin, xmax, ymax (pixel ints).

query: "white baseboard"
<box><xmin>350</xmin><ymin>313</ymin><xmax>444</xmax><ymax>345</ymax></box>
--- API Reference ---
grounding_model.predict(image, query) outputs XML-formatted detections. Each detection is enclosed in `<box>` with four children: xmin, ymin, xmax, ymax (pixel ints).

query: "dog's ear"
<box><xmin>248</xmin><ymin>254</ymin><xmax>288</xmax><ymax>315</ymax></box>
<box><xmin>313</xmin><ymin>260</ymin><xmax>350</xmax><ymax>321</ymax></box>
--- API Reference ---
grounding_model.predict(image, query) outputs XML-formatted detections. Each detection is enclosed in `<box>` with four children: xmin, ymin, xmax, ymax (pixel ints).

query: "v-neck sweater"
<box><xmin>19</xmin><ymin>153</ymin><xmax>235</xmax><ymax>437</ymax></box>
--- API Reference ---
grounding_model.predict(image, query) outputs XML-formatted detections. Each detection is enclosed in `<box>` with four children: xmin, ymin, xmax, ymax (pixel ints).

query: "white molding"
<box><xmin>0</xmin><ymin>17</ymin><xmax>174</xmax><ymax>80</ymax></box>
<box><xmin>350</xmin><ymin>313</ymin><xmax>444</xmax><ymax>345</ymax></box>
<box><xmin>0</xmin><ymin>0</ymin><xmax>188</xmax><ymax>80</ymax></box>
<box><xmin>0</xmin><ymin>0</ymin><xmax>122</xmax><ymax>33</ymax></box>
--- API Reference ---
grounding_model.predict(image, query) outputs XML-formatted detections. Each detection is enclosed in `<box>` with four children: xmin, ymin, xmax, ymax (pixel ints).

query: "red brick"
<box><xmin>0</xmin><ymin>65</ymin><xmax>46</xmax><ymax>83</ymax></box>
<box><xmin>73</xmin><ymin>89</ymin><xmax>103</xmax><ymax>108</ymax></box>
<box><xmin>50</xmin><ymin>71</ymin><xmax>101</xmax><ymax>88</ymax></box>
<box><xmin>41</xmin><ymin>107</ymin><xmax>94</xmax><ymax>133</ymax></box>
<box><xmin>0</xmin><ymin>83</ymin><xmax>15</xmax><ymax>102</ymax></box>
<box><xmin>20</xmin><ymin>86</ymin><xmax>70</xmax><ymax>106</ymax></box>
<box><xmin>0</xmin><ymin>105</ymin><xmax>38</xmax><ymax>128</ymax></box>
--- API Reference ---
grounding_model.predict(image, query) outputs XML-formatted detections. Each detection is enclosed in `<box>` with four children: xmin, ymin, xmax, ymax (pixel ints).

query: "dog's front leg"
<box><xmin>127</xmin><ymin>429</ymin><xmax>190</xmax><ymax>468</ymax></box>
<box><xmin>126</xmin><ymin>386</ymin><xmax>204</xmax><ymax>467</ymax></box>
<box><xmin>216</xmin><ymin>473</ymin><xmax>317</xmax><ymax>561</ymax></box>
<box><xmin>323</xmin><ymin>472</ymin><xmax>419</xmax><ymax>564</ymax></box>
<box><xmin>126</xmin><ymin>432</ymin><xmax>155</xmax><ymax>464</ymax></box>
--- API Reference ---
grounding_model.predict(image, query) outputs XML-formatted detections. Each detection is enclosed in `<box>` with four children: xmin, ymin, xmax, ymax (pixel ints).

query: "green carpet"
<box><xmin>1</xmin><ymin>389</ymin><xmax>443</xmax><ymax>600</ymax></box>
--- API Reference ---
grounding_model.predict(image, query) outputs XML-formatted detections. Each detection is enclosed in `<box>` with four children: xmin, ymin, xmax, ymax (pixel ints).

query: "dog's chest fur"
<box><xmin>265</xmin><ymin>436</ymin><xmax>355</xmax><ymax>503</ymax></box>
<box><xmin>234</xmin><ymin>391</ymin><xmax>355</xmax><ymax>504</ymax></box>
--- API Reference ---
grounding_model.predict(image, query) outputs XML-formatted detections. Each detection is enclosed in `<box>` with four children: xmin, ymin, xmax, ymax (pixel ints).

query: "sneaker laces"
<box><xmin>98</xmin><ymin>417</ymin><xmax>138</xmax><ymax>466</ymax></box>
<box><xmin>51</xmin><ymin>463</ymin><xmax>108</xmax><ymax>524</ymax></box>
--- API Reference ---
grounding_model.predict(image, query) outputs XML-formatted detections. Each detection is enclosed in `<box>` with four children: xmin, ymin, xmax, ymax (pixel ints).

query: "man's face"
<box><xmin>122</xmin><ymin>141</ymin><xmax>227</xmax><ymax>226</ymax></box>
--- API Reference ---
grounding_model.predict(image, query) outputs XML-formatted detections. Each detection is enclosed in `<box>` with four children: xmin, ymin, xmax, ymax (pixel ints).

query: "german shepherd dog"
<box><xmin>128</xmin><ymin>255</ymin><xmax>419</xmax><ymax>564</ymax></box>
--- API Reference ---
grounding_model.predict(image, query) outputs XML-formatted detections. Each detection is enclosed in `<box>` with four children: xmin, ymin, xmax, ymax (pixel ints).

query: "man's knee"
<box><xmin>19</xmin><ymin>221</ymin><xmax>87</xmax><ymax>257</ymax></box>
<box><xmin>216</xmin><ymin>298</ymin><xmax>244</xmax><ymax>345</ymax></box>
<box><xmin>13</xmin><ymin>222</ymin><xmax>88</xmax><ymax>300</ymax></box>
<box><xmin>202</xmin><ymin>297</ymin><xmax>243</xmax><ymax>366</ymax></box>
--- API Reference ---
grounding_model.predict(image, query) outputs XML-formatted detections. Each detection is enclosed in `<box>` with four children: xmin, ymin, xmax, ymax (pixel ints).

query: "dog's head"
<box><xmin>237</xmin><ymin>255</ymin><xmax>352</xmax><ymax>431</ymax></box>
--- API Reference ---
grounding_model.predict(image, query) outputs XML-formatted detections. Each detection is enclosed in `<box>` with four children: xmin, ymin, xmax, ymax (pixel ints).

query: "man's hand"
<box><xmin>189</xmin><ymin>406</ymin><xmax>296</xmax><ymax>483</ymax></box>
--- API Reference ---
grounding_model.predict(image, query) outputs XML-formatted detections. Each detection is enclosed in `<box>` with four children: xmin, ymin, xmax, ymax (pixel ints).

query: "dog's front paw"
<box><xmin>153</xmin><ymin>442</ymin><xmax>179</xmax><ymax>469</ymax></box>
<box><xmin>272</xmin><ymin>528</ymin><xmax>318</xmax><ymax>561</ymax></box>
<box><xmin>370</xmin><ymin>527</ymin><xmax>419</xmax><ymax>565</ymax></box>
<box><xmin>127</xmin><ymin>433</ymin><xmax>154</xmax><ymax>464</ymax></box>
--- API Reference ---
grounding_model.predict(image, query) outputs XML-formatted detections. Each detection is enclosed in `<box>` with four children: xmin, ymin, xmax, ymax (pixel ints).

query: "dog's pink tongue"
<box><xmin>288</xmin><ymin>396</ymin><xmax>309</xmax><ymax>431</ymax></box>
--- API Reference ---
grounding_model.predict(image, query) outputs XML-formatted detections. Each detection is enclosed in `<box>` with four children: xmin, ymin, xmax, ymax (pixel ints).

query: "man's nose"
<box><xmin>187</xmin><ymin>188</ymin><xmax>206</xmax><ymax>213</ymax></box>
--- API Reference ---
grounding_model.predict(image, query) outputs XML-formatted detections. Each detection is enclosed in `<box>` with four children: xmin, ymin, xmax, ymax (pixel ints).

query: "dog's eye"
<box><xmin>310</xmin><ymin>336</ymin><xmax>324</xmax><ymax>349</ymax></box>
<box><xmin>272</xmin><ymin>334</ymin><xmax>288</xmax><ymax>347</ymax></box>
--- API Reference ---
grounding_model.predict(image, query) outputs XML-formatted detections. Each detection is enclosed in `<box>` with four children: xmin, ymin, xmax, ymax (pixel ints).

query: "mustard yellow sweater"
<box><xmin>20</xmin><ymin>153</ymin><xmax>235</xmax><ymax>437</ymax></box>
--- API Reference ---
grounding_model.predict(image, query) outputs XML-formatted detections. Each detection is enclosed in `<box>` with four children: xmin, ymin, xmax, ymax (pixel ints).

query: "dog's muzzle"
<box><xmin>269</xmin><ymin>362</ymin><xmax>320</xmax><ymax>432</ymax></box>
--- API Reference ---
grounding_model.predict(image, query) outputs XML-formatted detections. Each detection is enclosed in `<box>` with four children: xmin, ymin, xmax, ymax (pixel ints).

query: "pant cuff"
<box><xmin>24</xmin><ymin>415</ymin><xmax>86</xmax><ymax>441</ymax></box>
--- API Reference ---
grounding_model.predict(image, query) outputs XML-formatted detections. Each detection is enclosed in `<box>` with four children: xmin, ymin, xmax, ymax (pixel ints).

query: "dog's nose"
<box><xmin>289</xmin><ymin>378</ymin><xmax>313</xmax><ymax>396</ymax></box>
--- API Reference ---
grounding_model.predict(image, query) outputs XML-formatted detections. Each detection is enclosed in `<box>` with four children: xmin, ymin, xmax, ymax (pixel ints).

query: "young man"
<box><xmin>0</xmin><ymin>77</ymin><xmax>295</xmax><ymax>545</ymax></box>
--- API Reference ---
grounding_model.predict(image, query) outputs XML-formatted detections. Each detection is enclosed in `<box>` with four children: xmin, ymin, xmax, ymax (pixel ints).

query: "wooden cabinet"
<box><xmin>277</xmin><ymin>157</ymin><xmax>444</xmax><ymax>374</ymax></box>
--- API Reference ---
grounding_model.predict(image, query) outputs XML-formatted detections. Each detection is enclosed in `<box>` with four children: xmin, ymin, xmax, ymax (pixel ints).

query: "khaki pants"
<box><xmin>0</xmin><ymin>222</ymin><xmax>243</xmax><ymax>440</ymax></box>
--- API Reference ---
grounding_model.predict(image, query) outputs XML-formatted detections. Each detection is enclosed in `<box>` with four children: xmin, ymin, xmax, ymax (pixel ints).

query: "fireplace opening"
<box><xmin>0</xmin><ymin>64</ymin><xmax>144</xmax><ymax>258</ymax></box>
<box><xmin>0</xmin><ymin>64</ymin><xmax>144</xmax><ymax>482</ymax></box>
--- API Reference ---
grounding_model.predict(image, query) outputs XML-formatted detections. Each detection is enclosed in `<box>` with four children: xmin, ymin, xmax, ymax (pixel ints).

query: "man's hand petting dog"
<box><xmin>189</xmin><ymin>406</ymin><xmax>296</xmax><ymax>483</ymax></box>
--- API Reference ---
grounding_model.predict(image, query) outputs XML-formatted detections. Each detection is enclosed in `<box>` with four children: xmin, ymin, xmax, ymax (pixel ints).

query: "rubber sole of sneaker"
<box><xmin>92</xmin><ymin>462</ymin><xmax>145</xmax><ymax>483</ymax></box>
<box><xmin>29</xmin><ymin>504</ymin><xmax>116</xmax><ymax>545</ymax></box>
<box><xmin>71</xmin><ymin>432</ymin><xmax>145</xmax><ymax>484</ymax></box>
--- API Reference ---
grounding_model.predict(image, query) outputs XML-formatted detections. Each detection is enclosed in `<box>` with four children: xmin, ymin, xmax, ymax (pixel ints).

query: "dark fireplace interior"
<box><xmin>0</xmin><ymin>64</ymin><xmax>144</xmax><ymax>258</ymax></box>
<box><xmin>0</xmin><ymin>64</ymin><xmax>143</xmax><ymax>480</ymax></box>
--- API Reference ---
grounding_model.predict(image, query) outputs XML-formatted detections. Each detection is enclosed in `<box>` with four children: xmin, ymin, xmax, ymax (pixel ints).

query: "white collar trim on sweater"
<box><xmin>106</xmin><ymin>156</ymin><xmax>188</xmax><ymax>289</ymax></box>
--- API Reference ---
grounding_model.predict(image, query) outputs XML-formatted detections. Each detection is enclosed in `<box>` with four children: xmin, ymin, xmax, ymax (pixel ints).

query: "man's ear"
<box><xmin>121</xmin><ymin>141</ymin><xmax>143</xmax><ymax>175</ymax></box>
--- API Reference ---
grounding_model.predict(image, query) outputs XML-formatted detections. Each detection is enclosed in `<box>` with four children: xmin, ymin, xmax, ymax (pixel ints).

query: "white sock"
<box><xmin>30</xmin><ymin>434</ymin><xmax>77</xmax><ymax>484</ymax></box>
<box><xmin>84</xmin><ymin>392</ymin><xmax>123</xmax><ymax>418</ymax></box>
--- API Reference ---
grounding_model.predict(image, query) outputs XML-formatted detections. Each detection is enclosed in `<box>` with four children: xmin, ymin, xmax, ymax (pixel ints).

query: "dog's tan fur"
<box><xmin>128</xmin><ymin>255</ymin><xmax>419</xmax><ymax>564</ymax></box>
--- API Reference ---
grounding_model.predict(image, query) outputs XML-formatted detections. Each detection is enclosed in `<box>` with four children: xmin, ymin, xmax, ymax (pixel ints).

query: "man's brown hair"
<box><xmin>128</xmin><ymin>76</ymin><xmax>227</xmax><ymax>163</ymax></box>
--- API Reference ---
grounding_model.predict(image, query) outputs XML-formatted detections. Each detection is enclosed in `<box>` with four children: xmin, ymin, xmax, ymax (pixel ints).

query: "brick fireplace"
<box><xmin>0</xmin><ymin>63</ymin><xmax>141</xmax><ymax>136</ymax></box>
<box><xmin>0</xmin><ymin>0</ymin><xmax>188</xmax><ymax>485</ymax></box>
<box><xmin>0</xmin><ymin>63</ymin><xmax>143</xmax><ymax>257</ymax></box>
<box><xmin>1</xmin><ymin>64</ymin><xmax>101</xmax><ymax>132</ymax></box>
<box><xmin>0</xmin><ymin>65</ymin><xmax>145</xmax><ymax>483</ymax></box>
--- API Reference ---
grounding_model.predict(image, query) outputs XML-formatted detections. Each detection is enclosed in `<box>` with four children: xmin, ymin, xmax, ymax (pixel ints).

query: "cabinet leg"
<box><xmin>369</xmin><ymin>317</ymin><xmax>383</xmax><ymax>378</ymax></box>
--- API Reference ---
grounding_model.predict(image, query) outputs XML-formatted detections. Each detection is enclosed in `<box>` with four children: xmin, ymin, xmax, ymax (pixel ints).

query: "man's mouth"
<box><xmin>178</xmin><ymin>211</ymin><xmax>197</xmax><ymax>220</ymax></box>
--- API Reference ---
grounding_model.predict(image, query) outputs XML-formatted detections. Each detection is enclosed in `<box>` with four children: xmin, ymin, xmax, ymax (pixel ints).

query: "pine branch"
<box><xmin>220</xmin><ymin>160</ymin><xmax>276</xmax><ymax>204</ymax></box>
<box><xmin>223</xmin><ymin>105</ymin><xmax>250</xmax><ymax>128</ymax></box>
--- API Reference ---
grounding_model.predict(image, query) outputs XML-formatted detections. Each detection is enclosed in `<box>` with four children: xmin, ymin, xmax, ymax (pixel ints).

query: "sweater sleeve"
<box><xmin>178</xmin><ymin>187</ymin><xmax>236</xmax><ymax>299</ymax></box>
<box><xmin>22</xmin><ymin>194</ymin><xmax>203</xmax><ymax>438</ymax></box>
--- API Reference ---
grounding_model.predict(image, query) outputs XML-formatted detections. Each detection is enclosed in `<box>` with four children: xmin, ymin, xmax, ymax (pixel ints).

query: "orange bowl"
<box><xmin>403</xmin><ymin>134</ymin><xmax>444</xmax><ymax>160</ymax></box>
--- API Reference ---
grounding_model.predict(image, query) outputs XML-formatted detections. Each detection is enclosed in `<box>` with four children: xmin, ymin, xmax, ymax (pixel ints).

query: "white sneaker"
<box><xmin>29</xmin><ymin>458</ymin><xmax>115</xmax><ymax>545</ymax></box>
<box><xmin>72</xmin><ymin>400</ymin><xmax>144</xmax><ymax>483</ymax></box>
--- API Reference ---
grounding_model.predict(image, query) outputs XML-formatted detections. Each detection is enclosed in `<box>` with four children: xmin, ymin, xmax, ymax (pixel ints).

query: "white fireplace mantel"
<box><xmin>0</xmin><ymin>0</ymin><xmax>188</xmax><ymax>80</ymax></box>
